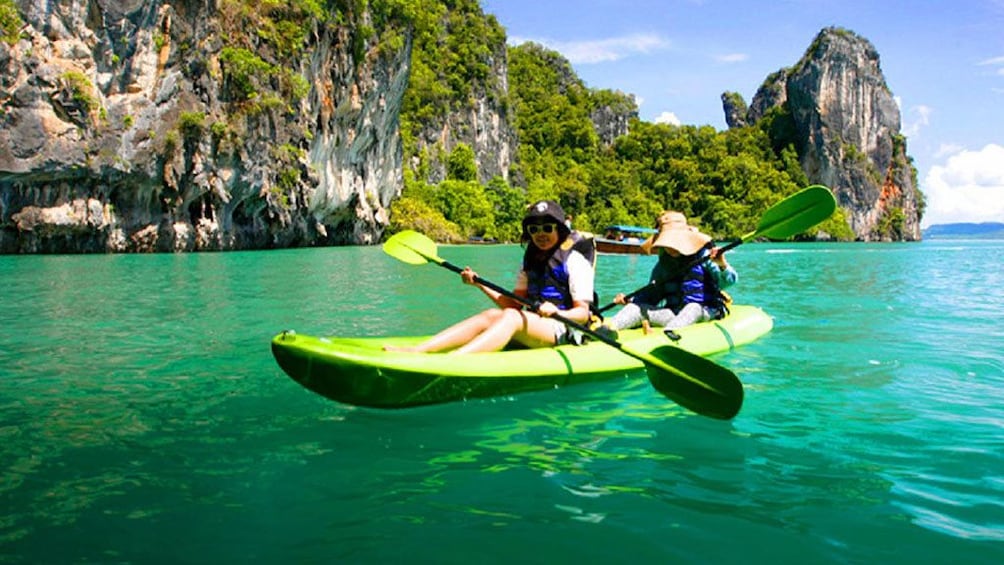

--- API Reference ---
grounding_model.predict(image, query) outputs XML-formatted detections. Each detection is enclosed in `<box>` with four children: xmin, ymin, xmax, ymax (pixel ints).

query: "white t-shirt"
<box><xmin>514</xmin><ymin>249</ymin><xmax>595</xmax><ymax>305</ymax></box>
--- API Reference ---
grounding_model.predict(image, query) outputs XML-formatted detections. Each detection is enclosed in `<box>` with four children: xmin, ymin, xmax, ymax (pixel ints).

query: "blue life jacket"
<box><xmin>648</xmin><ymin>247</ymin><xmax>727</xmax><ymax>316</ymax></box>
<box><xmin>523</xmin><ymin>232</ymin><xmax>596</xmax><ymax>309</ymax></box>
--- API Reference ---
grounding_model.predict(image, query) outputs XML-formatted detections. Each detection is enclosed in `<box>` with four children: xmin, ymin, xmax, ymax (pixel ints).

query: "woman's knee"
<box><xmin>474</xmin><ymin>308</ymin><xmax>507</xmax><ymax>324</ymax></box>
<box><xmin>609</xmin><ymin>303</ymin><xmax>642</xmax><ymax>329</ymax></box>
<box><xmin>498</xmin><ymin>308</ymin><xmax>528</xmax><ymax>329</ymax></box>
<box><xmin>620</xmin><ymin>303</ymin><xmax>642</xmax><ymax>316</ymax></box>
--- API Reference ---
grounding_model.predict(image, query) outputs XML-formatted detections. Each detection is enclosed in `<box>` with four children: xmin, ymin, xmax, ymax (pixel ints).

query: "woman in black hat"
<box><xmin>388</xmin><ymin>200</ymin><xmax>596</xmax><ymax>353</ymax></box>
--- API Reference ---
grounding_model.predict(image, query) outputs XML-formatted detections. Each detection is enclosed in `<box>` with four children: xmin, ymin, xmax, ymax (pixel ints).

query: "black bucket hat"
<box><xmin>522</xmin><ymin>200</ymin><xmax>567</xmax><ymax>229</ymax></box>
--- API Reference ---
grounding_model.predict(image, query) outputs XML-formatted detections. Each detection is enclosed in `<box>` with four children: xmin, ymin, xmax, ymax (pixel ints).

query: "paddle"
<box><xmin>598</xmin><ymin>184</ymin><xmax>837</xmax><ymax>313</ymax></box>
<box><xmin>383</xmin><ymin>229</ymin><xmax>744</xmax><ymax>420</ymax></box>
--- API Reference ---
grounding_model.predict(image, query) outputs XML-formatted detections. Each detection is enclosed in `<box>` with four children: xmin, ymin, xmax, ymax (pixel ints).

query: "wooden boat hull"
<box><xmin>595</xmin><ymin>238</ymin><xmax>649</xmax><ymax>254</ymax></box>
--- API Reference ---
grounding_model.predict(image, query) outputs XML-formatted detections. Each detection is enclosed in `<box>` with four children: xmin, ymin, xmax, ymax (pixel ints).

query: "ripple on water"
<box><xmin>2</xmin><ymin>243</ymin><xmax>1004</xmax><ymax>563</ymax></box>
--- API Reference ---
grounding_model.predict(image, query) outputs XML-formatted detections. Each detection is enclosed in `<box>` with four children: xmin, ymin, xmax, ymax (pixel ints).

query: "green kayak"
<box><xmin>271</xmin><ymin>304</ymin><xmax>773</xmax><ymax>408</ymax></box>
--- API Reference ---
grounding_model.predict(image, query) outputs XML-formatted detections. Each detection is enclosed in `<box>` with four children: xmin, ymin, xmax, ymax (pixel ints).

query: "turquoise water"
<box><xmin>1</xmin><ymin>241</ymin><xmax>1002</xmax><ymax>563</ymax></box>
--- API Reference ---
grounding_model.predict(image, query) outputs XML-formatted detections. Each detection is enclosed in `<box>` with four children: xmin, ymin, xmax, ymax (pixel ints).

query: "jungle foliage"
<box><xmin>0</xmin><ymin>0</ymin><xmax>22</xmax><ymax>46</ymax></box>
<box><xmin>387</xmin><ymin>1</ymin><xmax>852</xmax><ymax>242</ymax></box>
<box><xmin>202</xmin><ymin>1</ymin><xmax>850</xmax><ymax>242</ymax></box>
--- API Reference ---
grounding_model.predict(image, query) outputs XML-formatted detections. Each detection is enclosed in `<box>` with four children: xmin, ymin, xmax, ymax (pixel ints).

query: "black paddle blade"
<box><xmin>645</xmin><ymin>345</ymin><xmax>745</xmax><ymax>420</ymax></box>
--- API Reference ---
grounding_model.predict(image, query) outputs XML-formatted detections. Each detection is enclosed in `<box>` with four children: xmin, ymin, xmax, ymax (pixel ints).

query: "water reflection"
<box><xmin>2</xmin><ymin>242</ymin><xmax>1003</xmax><ymax>563</ymax></box>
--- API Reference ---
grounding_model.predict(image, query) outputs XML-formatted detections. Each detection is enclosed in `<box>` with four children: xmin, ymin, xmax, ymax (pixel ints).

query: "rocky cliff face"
<box><xmin>730</xmin><ymin>27</ymin><xmax>923</xmax><ymax>241</ymax></box>
<box><xmin>591</xmin><ymin>97</ymin><xmax>636</xmax><ymax>147</ymax></box>
<box><xmin>0</xmin><ymin>0</ymin><xmax>409</xmax><ymax>253</ymax></box>
<box><xmin>409</xmin><ymin>36</ymin><xmax>514</xmax><ymax>185</ymax></box>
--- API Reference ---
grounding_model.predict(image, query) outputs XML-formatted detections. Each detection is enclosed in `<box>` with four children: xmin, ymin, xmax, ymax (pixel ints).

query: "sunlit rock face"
<box><xmin>1</xmin><ymin>0</ymin><xmax>409</xmax><ymax>252</ymax></box>
<box><xmin>733</xmin><ymin>27</ymin><xmax>922</xmax><ymax>241</ymax></box>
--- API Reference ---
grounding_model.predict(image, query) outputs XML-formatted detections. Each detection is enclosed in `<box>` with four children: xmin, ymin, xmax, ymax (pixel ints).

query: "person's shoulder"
<box><xmin>567</xmin><ymin>248</ymin><xmax>592</xmax><ymax>264</ymax></box>
<box><xmin>566</xmin><ymin>249</ymin><xmax>594</xmax><ymax>274</ymax></box>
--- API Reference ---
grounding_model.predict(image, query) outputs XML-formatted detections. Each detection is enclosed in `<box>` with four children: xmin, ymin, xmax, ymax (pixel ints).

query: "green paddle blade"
<box><xmin>382</xmin><ymin>230</ymin><xmax>441</xmax><ymax>265</ymax></box>
<box><xmin>643</xmin><ymin>345</ymin><xmax>745</xmax><ymax>420</ymax></box>
<box><xmin>754</xmin><ymin>184</ymin><xmax>837</xmax><ymax>240</ymax></box>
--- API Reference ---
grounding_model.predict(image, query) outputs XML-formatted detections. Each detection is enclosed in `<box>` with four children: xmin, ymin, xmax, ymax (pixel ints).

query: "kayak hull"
<box><xmin>271</xmin><ymin>304</ymin><xmax>773</xmax><ymax>408</ymax></box>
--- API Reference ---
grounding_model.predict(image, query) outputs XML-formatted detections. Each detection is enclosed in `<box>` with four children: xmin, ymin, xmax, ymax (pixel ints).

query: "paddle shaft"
<box><xmin>597</xmin><ymin>185</ymin><xmax>836</xmax><ymax>313</ymax></box>
<box><xmin>383</xmin><ymin>229</ymin><xmax>745</xmax><ymax>419</ymax></box>
<box><xmin>597</xmin><ymin>240</ymin><xmax>738</xmax><ymax>314</ymax></box>
<box><xmin>434</xmin><ymin>258</ymin><xmax>725</xmax><ymax>395</ymax></box>
<box><xmin>434</xmin><ymin>258</ymin><xmax>625</xmax><ymax>350</ymax></box>
<box><xmin>436</xmin><ymin>255</ymin><xmax>735</xmax><ymax>409</ymax></box>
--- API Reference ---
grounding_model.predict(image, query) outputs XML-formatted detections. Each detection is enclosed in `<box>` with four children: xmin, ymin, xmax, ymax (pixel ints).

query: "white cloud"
<box><xmin>714</xmin><ymin>53</ymin><xmax>748</xmax><ymax>64</ymax></box>
<box><xmin>934</xmin><ymin>142</ymin><xmax>965</xmax><ymax>158</ymax></box>
<box><xmin>510</xmin><ymin>33</ymin><xmax>671</xmax><ymax>65</ymax></box>
<box><xmin>976</xmin><ymin>55</ymin><xmax>1004</xmax><ymax>77</ymax></box>
<box><xmin>921</xmin><ymin>144</ymin><xmax>1004</xmax><ymax>227</ymax></box>
<box><xmin>654</xmin><ymin>111</ymin><xmax>681</xmax><ymax>126</ymax></box>
<box><xmin>902</xmin><ymin>104</ymin><xmax>932</xmax><ymax>137</ymax></box>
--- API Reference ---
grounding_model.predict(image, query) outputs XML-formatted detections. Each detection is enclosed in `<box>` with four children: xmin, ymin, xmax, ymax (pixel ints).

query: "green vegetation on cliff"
<box><xmin>195</xmin><ymin>1</ymin><xmax>852</xmax><ymax>243</ymax></box>
<box><xmin>390</xmin><ymin>0</ymin><xmax>517</xmax><ymax>240</ymax></box>
<box><xmin>133</xmin><ymin>0</ymin><xmax>849</xmax><ymax>243</ymax></box>
<box><xmin>399</xmin><ymin>0</ymin><xmax>506</xmax><ymax>157</ymax></box>
<box><xmin>392</xmin><ymin>21</ymin><xmax>850</xmax><ymax>241</ymax></box>
<box><xmin>0</xmin><ymin>0</ymin><xmax>22</xmax><ymax>46</ymax></box>
<box><xmin>210</xmin><ymin>0</ymin><xmax>417</xmax><ymax>215</ymax></box>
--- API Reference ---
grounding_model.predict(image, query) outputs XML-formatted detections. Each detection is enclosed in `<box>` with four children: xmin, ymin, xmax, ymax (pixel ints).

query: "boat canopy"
<box><xmin>603</xmin><ymin>225</ymin><xmax>657</xmax><ymax>235</ymax></box>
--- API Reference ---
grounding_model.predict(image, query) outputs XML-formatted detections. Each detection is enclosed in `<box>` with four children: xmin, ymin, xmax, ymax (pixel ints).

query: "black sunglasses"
<box><xmin>526</xmin><ymin>223</ymin><xmax>558</xmax><ymax>235</ymax></box>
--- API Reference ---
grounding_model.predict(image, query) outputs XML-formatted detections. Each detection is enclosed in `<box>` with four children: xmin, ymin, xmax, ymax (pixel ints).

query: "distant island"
<box><xmin>923</xmin><ymin>222</ymin><xmax>1004</xmax><ymax>239</ymax></box>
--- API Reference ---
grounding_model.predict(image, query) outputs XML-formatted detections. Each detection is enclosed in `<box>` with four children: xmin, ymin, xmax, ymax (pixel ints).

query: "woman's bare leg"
<box><xmin>456</xmin><ymin>309</ymin><xmax>559</xmax><ymax>353</ymax></box>
<box><xmin>455</xmin><ymin>308</ymin><xmax>524</xmax><ymax>353</ymax></box>
<box><xmin>385</xmin><ymin>309</ymin><xmax>507</xmax><ymax>352</ymax></box>
<box><xmin>386</xmin><ymin>308</ymin><xmax>563</xmax><ymax>354</ymax></box>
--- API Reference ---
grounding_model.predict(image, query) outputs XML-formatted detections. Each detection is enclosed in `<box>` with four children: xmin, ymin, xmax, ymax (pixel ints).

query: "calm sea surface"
<box><xmin>1</xmin><ymin>240</ymin><xmax>1002</xmax><ymax>564</ymax></box>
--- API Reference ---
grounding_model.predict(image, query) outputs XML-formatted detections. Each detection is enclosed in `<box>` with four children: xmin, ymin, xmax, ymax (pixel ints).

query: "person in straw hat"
<box><xmin>602</xmin><ymin>211</ymin><xmax>737</xmax><ymax>333</ymax></box>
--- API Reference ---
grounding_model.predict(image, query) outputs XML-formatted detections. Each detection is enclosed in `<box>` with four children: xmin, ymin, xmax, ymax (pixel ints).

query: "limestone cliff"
<box><xmin>0</xmin><ymin>0</ymin><xmax>409</xmax><ymax>252</ymax></box>
<box><xmin>413</xmin><ymin>70</ymin><xmax>515</xmax><ymax>186</ymax></box>
<box><xmin>728</xmin><ymin>27</ymin><xmax>923</xmax><ymax>241</ymax></box>
<box><xmin>405</xmin><ymin>7</ymin><xmax>514</xmax><ymax>185</ymax></box>
<box><xmin>591</xmin><ymin>89</ymin><xmax>637</xmax><ymax>147</ymax></box>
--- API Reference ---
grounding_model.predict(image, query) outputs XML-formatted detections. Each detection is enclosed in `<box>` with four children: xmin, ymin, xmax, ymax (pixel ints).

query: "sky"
<box><xmin>479</xmin><ymin>0</ymin><xmax>1004</xmax><ymax>228</ymax></box>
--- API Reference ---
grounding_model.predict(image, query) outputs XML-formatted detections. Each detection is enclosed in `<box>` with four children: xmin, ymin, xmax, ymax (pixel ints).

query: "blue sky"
<box><xmin>479</xmin><ymin>0</ymin><xmax>1004</xmax><ymax>227</ymax></box>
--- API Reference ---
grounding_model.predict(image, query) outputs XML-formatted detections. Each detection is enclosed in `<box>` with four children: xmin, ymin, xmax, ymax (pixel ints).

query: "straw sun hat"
<box><xmin>641</xmin><ymin>211</ymin><xmax>711</xmax><ymax>255</ymax></box>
